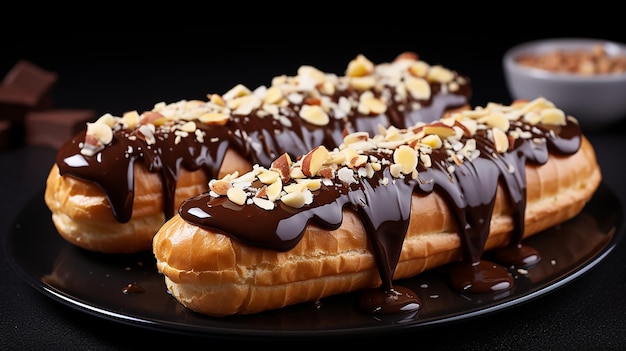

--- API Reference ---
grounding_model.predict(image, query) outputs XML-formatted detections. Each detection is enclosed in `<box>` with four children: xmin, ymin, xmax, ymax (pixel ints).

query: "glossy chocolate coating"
<box><xmin>179</xmin><ymin>103</ymin><xmax>581</xmax><ymax>314</ymax></box>
<box><xmin>55</xmin><ymin>55</ymin><xmax>471</xmax><ymax>223</ymax></box>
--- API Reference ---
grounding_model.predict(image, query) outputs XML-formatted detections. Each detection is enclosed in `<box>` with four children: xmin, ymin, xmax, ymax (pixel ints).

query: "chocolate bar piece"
<box><xmin>1</xmin><ymin>60</ymin><xmax>57</xmax><ymax>111</ymax></box>
<box><xmin>26</xmin><ymin>109</ymin><xmax>95</xmax><ymax>149</ymax></box>
<box><xmin>0</xmin><ymin>60</ymin><xmax>58</xmax><ymax>125</ymax></box>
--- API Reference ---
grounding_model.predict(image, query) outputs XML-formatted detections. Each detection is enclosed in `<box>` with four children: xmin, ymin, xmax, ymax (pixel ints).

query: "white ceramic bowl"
<box><xmin>503</xmin><ymin>38</ymin><xmax>626</xmax><ymax>130</ymax></box>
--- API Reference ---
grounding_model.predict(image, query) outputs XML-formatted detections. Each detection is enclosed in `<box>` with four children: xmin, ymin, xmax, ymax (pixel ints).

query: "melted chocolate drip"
<box><xmin>55</xmin><ymin>69</ymin><xmax>470</xmax><ymax>224</ymax></box>
<box><xmin>179</xmin><ymin>118</ymin><xmax>582</xmax><ymax>314</ymax></box>
<box><xmin>56</xmin><ymin>124</ymin><xmax>230</xmax><ymax>222</ymax></box>
<box><xmin>122</xmin><ymin>283</ymin><xmax>145</xmax><ymax>295</ymax></box>
<box><xmin>447</xmin><ymin>260</ymin><xmax>514</xmax><ymax>293</ymax></box>
<box><xmin>359</xmin><ymin>286</ymin><xmax>421</xmax><ymax>314</ymax></box>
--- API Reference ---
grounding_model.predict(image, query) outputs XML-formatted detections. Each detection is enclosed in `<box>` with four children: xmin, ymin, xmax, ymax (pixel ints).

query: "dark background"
<box><xmin>2</xmin><ymin>17</ymin><xmax>626</xmax><ymax>350</ymax></box>
<box><xmin>3</xmin><ymin>23</ymin><xmax>625</xmax><ymax>134</ymax></box>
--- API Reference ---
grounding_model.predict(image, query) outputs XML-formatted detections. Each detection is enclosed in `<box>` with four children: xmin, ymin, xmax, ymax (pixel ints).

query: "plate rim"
<box><xmin>4</xmin><ymin>182</ymin><xmax>624</xmax><ymax>339</ymax></box>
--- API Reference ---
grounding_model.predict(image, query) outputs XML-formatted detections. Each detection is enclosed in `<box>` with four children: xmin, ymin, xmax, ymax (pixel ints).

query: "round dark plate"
<box><xmin>5</xmin><ymin>183</ymin><xmax>623</xmax><ymax>339</ymax></box>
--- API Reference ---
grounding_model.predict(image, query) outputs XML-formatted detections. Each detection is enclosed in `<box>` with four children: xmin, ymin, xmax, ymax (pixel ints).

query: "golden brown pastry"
<box><xmin>44</xmin><ymin>52</ymin><xmax>471</xmax><ymax>253</ymax></box>
<box><xmin>152</xmin><ymin>97</ymin><xmax>602</xmax><ymax>317</ymax></box>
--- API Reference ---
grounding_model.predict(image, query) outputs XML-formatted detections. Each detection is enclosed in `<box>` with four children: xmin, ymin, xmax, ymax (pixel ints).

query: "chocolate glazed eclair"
<box><xmin>153</xmin><ymin>97</ymin><xmax>601</xmax><ymax>317</ymax></box>
<box><xmin>45</xmin><ymin>52</ymin><xmax>471</xmax><ymax>253</ymax></box>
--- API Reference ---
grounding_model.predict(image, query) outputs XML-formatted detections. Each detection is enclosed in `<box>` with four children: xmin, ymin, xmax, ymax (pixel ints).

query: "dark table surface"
<box><xmin>2</xmin><ymin>27</ymin><xmax>626</xmax><ymax>350</ymax></box>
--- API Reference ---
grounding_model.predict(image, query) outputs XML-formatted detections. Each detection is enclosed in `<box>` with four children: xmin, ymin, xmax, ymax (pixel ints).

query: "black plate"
<box><xmin>5</xmin><ymin>183</ymin><xmax>624</xmax><ymax>339</ymax></box>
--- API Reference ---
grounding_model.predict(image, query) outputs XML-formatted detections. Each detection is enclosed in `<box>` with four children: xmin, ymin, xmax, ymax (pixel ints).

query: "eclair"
<box><xmin>44</xmin><ymin>52</ymin><xmax>471</xmax><ymax>253</ymax></box>
<box><xmin>152</xmin><ymin>97</ymin><xmax>602</xmax><ymax>317</ymax></box>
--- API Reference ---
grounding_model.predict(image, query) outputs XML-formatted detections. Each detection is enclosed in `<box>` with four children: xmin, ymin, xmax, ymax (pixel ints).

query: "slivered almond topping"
<box><xmin>202</xmin><ymin>97</ymin><xmax>573</xmax><ymax>214</ymax></box>
<box><xmin>422</xmin><ymin>122</ymin><xmax>456</xmax><ymax>138</ymax></box>
<box><xmin>384</xmin><ymin>125</ymin><xmax>403</xmax><ymax>141</ymax></box>
<box><xmin>223</xmin><ymin>84</ymin><xmax>252</xmax><ymax>101</ymax></box>
<box><xmin>448</xmin><ymin>81</ymin><xmax>460</xmax><ymax>92</ymax></box>
<box><xmin>456</xmin><ymin>118</ymin><xmax>477</xmax><ymax>136</ymax></box>
<box><xmin>318</xmin><ymin>166</ymin><xmax>336</xmax><ymax>179</ymax></box>
<box><xmin>233</xmin><ymin>168</ymin><xmax>257</xmax><ymax>184</ymax></box>
<box><xmin>346</xmin><ymin>54</ymin><xmax>374</xmax><ymax>77</ymax></box>
<box><xmin>141</xmin><ymin>111</ymin><xmax>165</xmax><ymax>125</ymax></box>
<box><xmin>296</xmin><ymin>178</ymin><xmax>322</xmax><ymax>191</ymax></box>
<box><xmin>348</xmin><ymin>154</ymin><xmax>368</xmax><ymax>168</ymax></box>
<box><xmin>301</xmin><ymin>145</ymin><xmax>330</xmax><ymax>177</ymax></box>
<box><xmin>86</xmin><ymin>120</ymin><xmax>113</xmax><ymax>145</ymax></box>
<box><xmin>281</xmin><ymin>190</ymin><xmax>307</xmax><ymax>208</ymax></box>
<box><xmin>405</xmin><ymin>77</ymin><xmax>431</xmax><ymax>100</ymax></box>
<box><xmin>344</xmin><ymin>139</ymin><xmax>377</xmax><ymax>153</ymax></box>
<box><xmin>379</xmin><ymin>139</ymin><xmax>407</xmax><ymax>149</ymax></box>
<box><xmin>263</xmin><ymin>86</ymin><xmax>284</xmax><ymax>104</ymax></box>
<box><xmin>198</xmin><ymin>112</ymin><xmax>229</xmax><ymax>126</ymax></box>
<box><xmin>228</xmin><ymin>95</ymin><xmax>261</xmax><ymax>114</ymax></box>
<box><xmin>208</xmin><ymin>93</ymin><xmax>226</xmax><ymax>106</ymax></box>
<box><xmin>389</xmin><ymin>163</ymin><xmax>404</xmax><ymax>178</ymax></box>
<box><xmin>96</xmin><ymin>113</ymin><xmax>117</xmax><ymax>127</ymax></box>
<box><xmin>492</xmin><ymin>127</ymin><xmax>509</xmax><ymax>153</ymax></box>
<box><xmin>137</xmin><ymin>124</ymin><xmax>156</xmax><ymax>145</ymax></box>
<box><xmin>427</xmin><ymin>65</ymin><xmax>454</xmax><ymax>83</ymax></box>
<box><xmin>297</xmin><ymin>65</ymin><xmax>327</xmax><ymax>84</ymax></box>
<box><xmin>122</xmin><ymin>111</ymin><xmax>140</xmax><ymax>129</ymax></box>
<box><xmin>327</xmin><ymin>151</ymin><xmax>347</xmax><ymax>165</ymax></box>
<box><xmin>290</xmin><ymin>166</ymin><xmax>306</xmax><ymax>179</ymax></box>
<box><xmin>80</xmin><ymin>134</ymin><xmax>102</xmax><ymax>156</ymax></box>
<box><xmin>343</xmin><ymin>131</ymin><xmax>370</xmax><ymax>146</ymax></box>
<box><xmin>178</xmin><ymin>121</ymin><xmax>196</xmax><ymax>133</ymax></box>
<box><xmin>540</xmin><ymin>108</ymin><xmax>567</xmax><ymax>125</ymax></box>
<box><xmin>420</xmin><ymin>134</ymin><xmax>443</xmax><ymax>148</ymax></box>
<box><xmin>359</xmin><ymin>95</ymin><xmax>387</xmax><ymax>115</ymax></box>
<box><xmin>252</xmin><ymin>197</ymin><xmax>275</xmax><ymax>210</ymax></box>
<box><xmin>257</xmin><ymin>170</ymin><xmax>280</xmax><ymax>184</ymax></box>
<box><xmin>304</xmin><ymin>97</ymin><xmax>322</xmax><ymax>106</ymax></box>
<box><xmin>393</xmin><ymin>145</ymin><xmax>419</xmax><ymax>174</ymax></box>
<box><xmin>77</xmin><ymin>51</ymin><xmax>472</xmax><ymax>171</ymax></box>
<box><xmin>221</xmin><ymin>171</ymin><xmax>240</xmax><ymax>182</ymax></box>
<box><xmin>483</xmin><ymin>112</ymin><xmax>510</xmax><ymax>132</ymax></box>
<box><xmin>266</xmin><ymin>180</ymin><xmax>283</xmax><ymax>201</ymax></box>
<box><xmin>226</xmin><ymin>187</ymin><xmax>247</xmax><ymax>206</ymax></box>
<box><xmin>78</xmin><ymin>52</ymin><xmax>474</xmax><ymax>164</ymax></box>
<box><xmin>299</xmin><ymin>105</ymin><xmax>330</xmax><ymax>126</ymax></box>
<box><xmin>341</xmin><ymin>147</ymin><xmax>360</xmax><ymax>165</ymax></box>
<box><xmin>319</xmin><ymin>80</ymin><xmax>335</xmax><ymax>95</ymax></box>
<box><xmin>520</xmin><ymin>97</ymin><xmax>555</xmax><ymax>114</ymax></box>
<box><xmin>283</xmin><ymin>181</ymin><xmax>306</xmax><ymax>193</ymax></box>
<box><xmin>420</xmin><ymin>153</ymin><xmax>432</xmax><ymax>168</ymax></box>
<box><xmin>270</xmin><ymin>153</ymin><xmax>292</xmax><ymax>182</ymax></box>
<box><xmin>350</xmin><ymin>76</ymin><xmax>376</xmax><ymax>91</ymax></box>
<box><xmin>209</xmin><ymin>179</ymin><xmax>231</xmax><ymax>195</ymax></box>
<box><xmin>523</xmin><ymin>111</ymin><xmax>542</xmax><ymax>125</ymax></box>
<box><xmin>407</xmin><ymin>61</ymin><xmax>429</xmax><ymax>77</ymax></box>
<box><xmin>255</xmin><ymin>185</ymin><xmax>268</xmax><ymax>198</ymax></box>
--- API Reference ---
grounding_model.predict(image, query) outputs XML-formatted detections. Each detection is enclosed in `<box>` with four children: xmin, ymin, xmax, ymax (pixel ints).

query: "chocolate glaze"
<box><xmin>55</xmin><ymin>55</ymin><xmax>471</xmax><ymax>224</ymax></box>
<box><xmin>226</xmin><ymin>82</ymin><xmax>469</xmax><ymax>167</ymax></box>
<box><xmin>56</xmin><ymin>124</ymin><xmax>231</xmax><ymax>222</ymax></box>
<box><xmin>179</xmin><ymin>105</ymin><xmax>582</xmax><ymax>314</ymax></box>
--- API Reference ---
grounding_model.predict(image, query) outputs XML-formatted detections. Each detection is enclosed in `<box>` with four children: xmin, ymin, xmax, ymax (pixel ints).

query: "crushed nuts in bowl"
<box><xmin>503</xmin><ymin>38</ymin><xmax>626</xmax><ymax>130</ymax></box>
